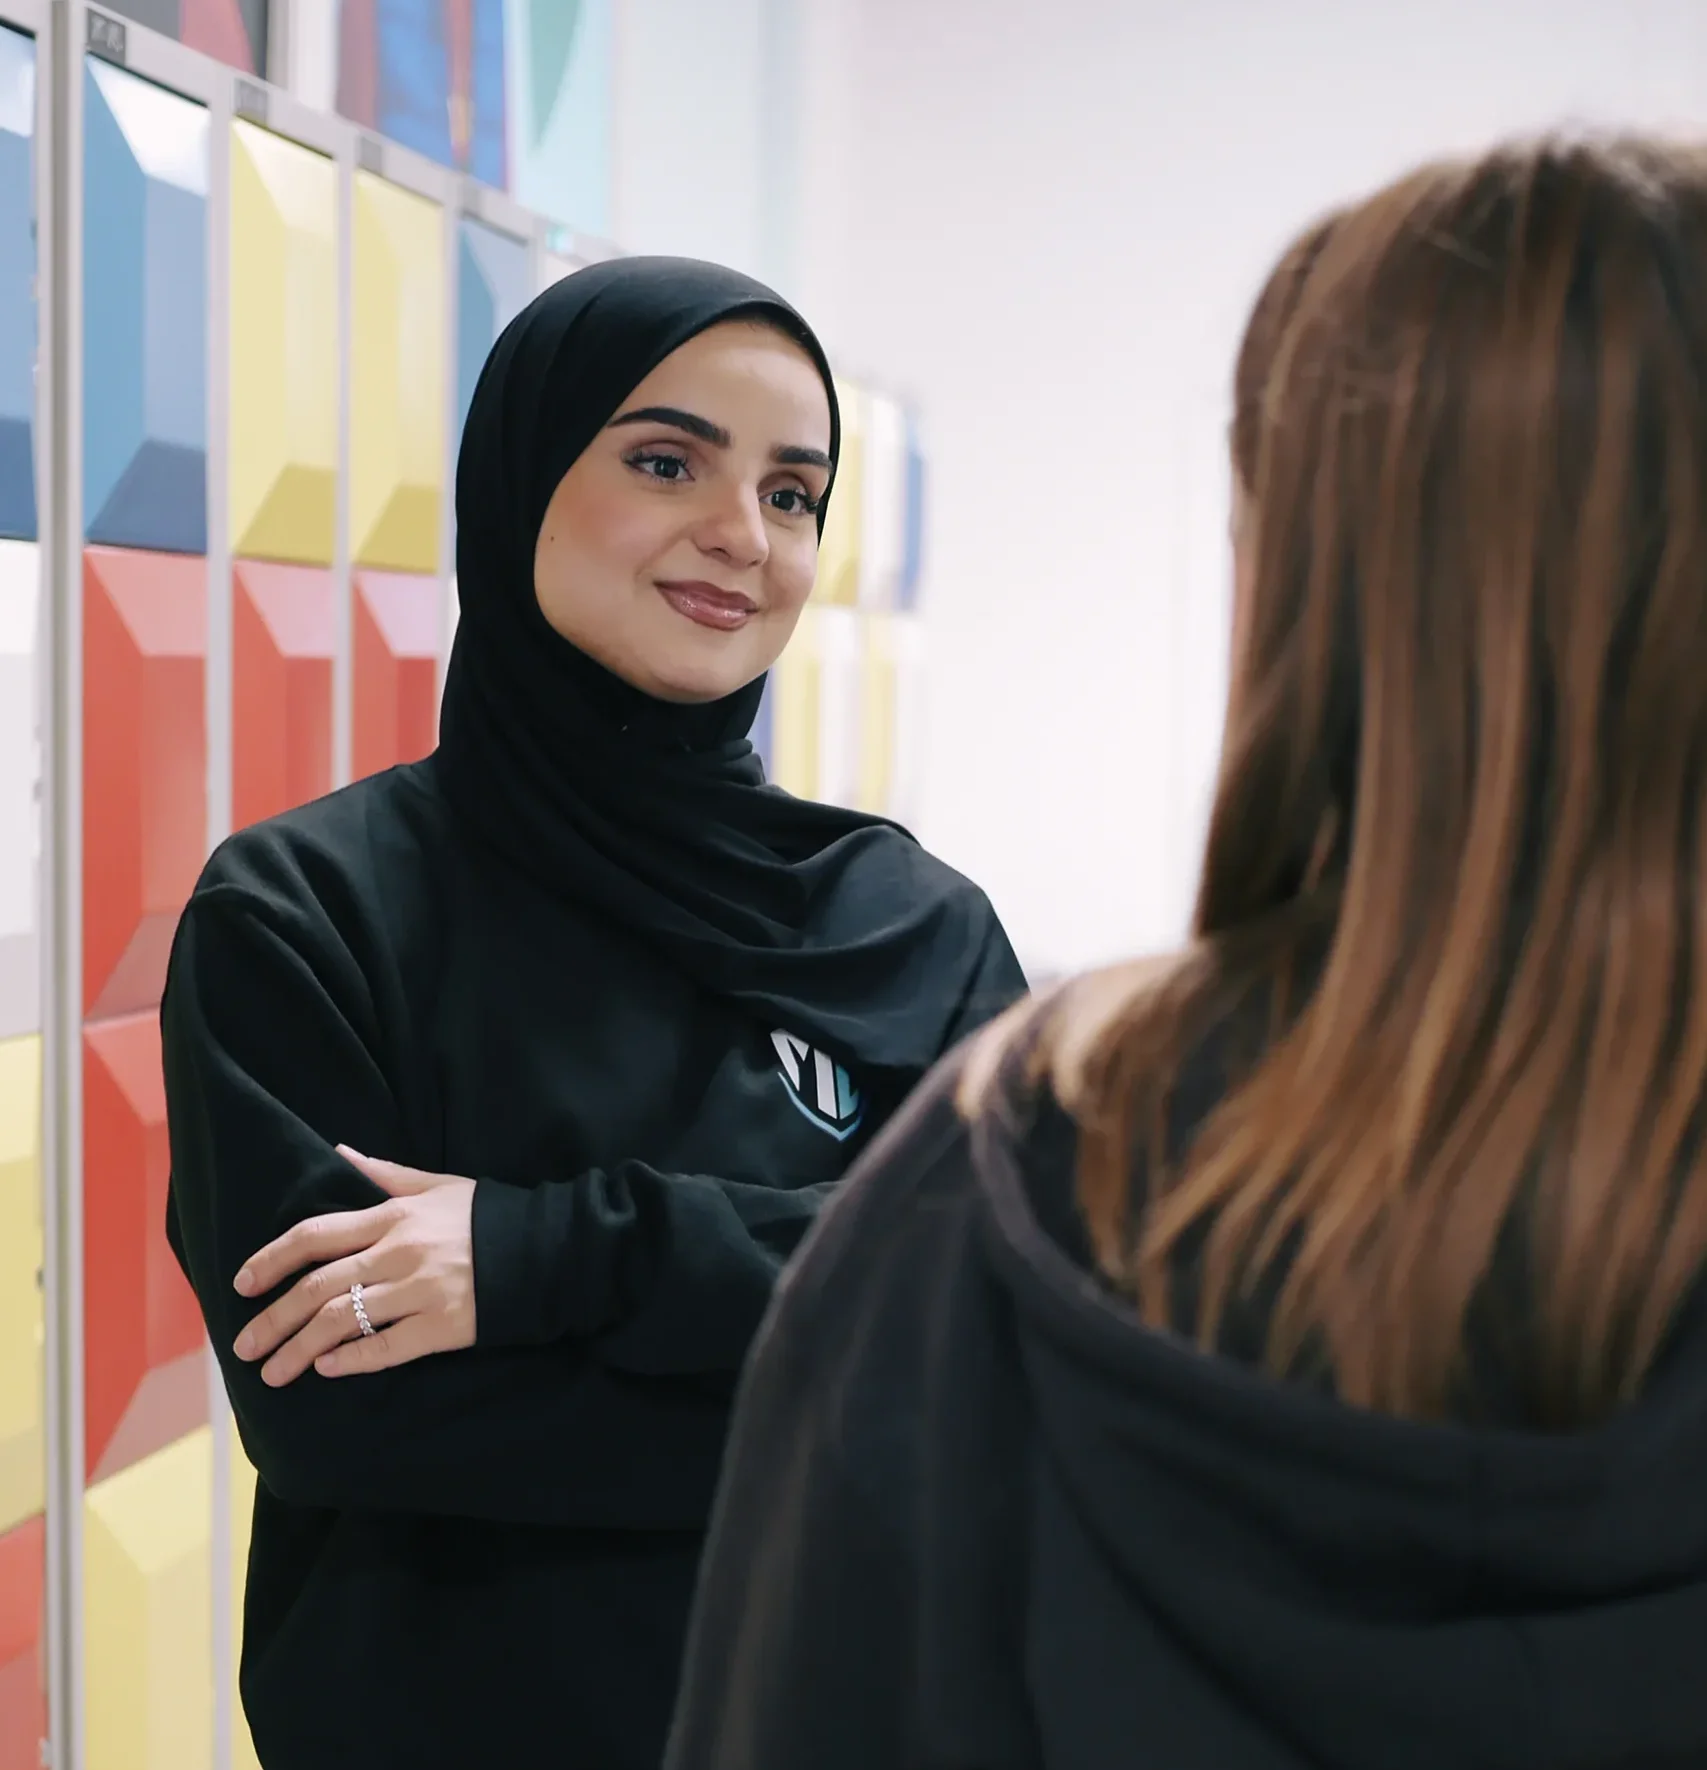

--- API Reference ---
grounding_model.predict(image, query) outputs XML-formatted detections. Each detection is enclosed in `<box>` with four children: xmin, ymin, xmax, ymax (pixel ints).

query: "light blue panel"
<box><xmin>508</xmin><ymin>0</ymin><xmax>611</xmax><ymax>234</ymax></box>
<box><xmin>457</xmin><ymin>217</ymin><xmax>531</xmax><ymax>444</ymax></box>
<box><xmin>0</xmin><ymin>27</ymin><xmax>36</xmax><ymax>542</ymax></box>
<box><xmin>898</xmin><ymin>413</ymin><xmax>925</xmax><ymax>613</ymax></box>
<box><xmin>751</xmin><ymin>672</ymin><xmax>775</xmax><ymax>776</ymax></box>
<box><xmin>469</xmin><ymin>0</ymin><xmax>507</xmax><ymax>189</ymax></box>
<box><xmin>83</xmin><ymin>57</ymin><xmax>208</xmax><ymax>554</ymax></box>
<box><xmin>456</xmin><ymin>238</ymin><xmax>495</xmax><ymax>451</ymax></box>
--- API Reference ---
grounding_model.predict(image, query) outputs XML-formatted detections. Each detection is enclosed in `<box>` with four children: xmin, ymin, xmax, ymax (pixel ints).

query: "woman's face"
<box><xmin>533</xmin><ymin>321</ymin><xmax>834</xmax><ymax>704</ymax></box>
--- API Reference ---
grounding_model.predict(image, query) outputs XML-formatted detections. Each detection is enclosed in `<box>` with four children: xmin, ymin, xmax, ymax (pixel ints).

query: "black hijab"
<box><xmin>434</xmin><ymin>256</ymin><xmax>1020</xmax><ymax>1082</ymax></box>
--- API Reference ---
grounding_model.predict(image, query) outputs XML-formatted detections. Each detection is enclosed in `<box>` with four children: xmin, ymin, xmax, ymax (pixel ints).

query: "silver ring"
<box><xmin>350</xmin><ymin>1283</ymin><xmax>376</xmax><ymax>1337</ymax></box>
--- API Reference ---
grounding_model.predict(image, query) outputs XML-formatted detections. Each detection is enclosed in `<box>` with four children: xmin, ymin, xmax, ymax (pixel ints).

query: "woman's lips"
<box><xmin>656</xmin><ymin>580</ymin><xmax>758</xmax><ymax>632</ymax></box>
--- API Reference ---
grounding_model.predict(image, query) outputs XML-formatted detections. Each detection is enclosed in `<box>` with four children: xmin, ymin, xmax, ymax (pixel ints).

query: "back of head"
<box><xmin>997</xmin><ymin>138</ymin><xmax>1707</xmax><ymax>1428</ymax></box>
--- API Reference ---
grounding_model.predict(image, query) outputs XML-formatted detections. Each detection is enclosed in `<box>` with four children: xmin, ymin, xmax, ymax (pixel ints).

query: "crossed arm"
<box><xmin>163</xmin><ymin>886</ymin><xmax>832</xmax><ymax>1525</ymax></box>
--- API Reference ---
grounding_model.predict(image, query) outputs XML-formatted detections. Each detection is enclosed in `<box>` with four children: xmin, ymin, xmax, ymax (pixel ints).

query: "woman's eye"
<box><xmin>766</xmin><ymin>486</ymin><xmax>818</xmax><ymax>516</ymax></box>
<box><xmin>629</xmin><ymin>451</ymin><xmax>691</xmax><ymax>483</ymax></box>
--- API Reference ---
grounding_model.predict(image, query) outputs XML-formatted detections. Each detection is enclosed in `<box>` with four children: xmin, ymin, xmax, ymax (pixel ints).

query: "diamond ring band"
<box><xmin>350</xmin><ymin>1283</ymin><xmax>376</xmax><ymax>1338</ymax></box>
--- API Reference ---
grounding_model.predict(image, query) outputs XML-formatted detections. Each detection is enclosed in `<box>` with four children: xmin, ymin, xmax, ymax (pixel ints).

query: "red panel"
<box><xmin>179</xmin><ymin>0</ymin><xmax>255</xmax><ymax>72</ymax></box>
<box><xmin>447</xmin><ymin>0</ymin><xmax>472</xmax><ymax>165</ymax></box>
<box><xmin>353</xmin><ymin>572</ymin><xmax>440</xmax><ymax>782</ymax></box>
<box><xmin>82</xmin><ymin>548</ymin><xmax>208</xmax><ymax>1022</ymax></box>
<box><xmin>336</xmin><ymin>0</ymin><xmax>378</xmax><ymax>130</ymax></box>
<box><xmin>83</xmin><ymin>1014</ymin><xmax>206</xmax><ymax>1483</ymax></box>
<box><xmin>233</xmin><ymin>563</ymin><xmax>335</xmax><ymax>830</ymax></box>
<box><xmin>0</xmin><ymin>1514</ymin><xmax>44</xmax><ymax>1770</ymax></box>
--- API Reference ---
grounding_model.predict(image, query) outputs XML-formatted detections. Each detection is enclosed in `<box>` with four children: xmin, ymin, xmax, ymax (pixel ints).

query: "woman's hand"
<box><xmin>232</xmin><ymin>1148</ymin><xmax>478</xmax><ymax>1386</ymax></box>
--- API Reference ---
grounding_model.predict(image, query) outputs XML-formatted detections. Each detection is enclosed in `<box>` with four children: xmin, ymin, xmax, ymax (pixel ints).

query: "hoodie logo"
<box><xmin>771</xmin><ymin>1030</ymin><xmax>865</xmax><ymax>1141</ymax></box>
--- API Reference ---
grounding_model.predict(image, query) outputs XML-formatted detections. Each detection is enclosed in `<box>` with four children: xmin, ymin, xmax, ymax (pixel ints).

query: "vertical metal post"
<box><xmin>41</xmin><ymin>1</ymin><xmax>85</xmax><ymax>1764</ymax></box>
<box><xmin>203</xmin><ymin>64</ymin><xmax>234</xmax><ymax>1770</ymax></box>
<box><xmin>331</xmin><ymin>136</ymin><xmax>352</xmax><ymax>788</ymax></box>
<box><xmin>438</xmin><ymin>187</ymin><xmax>458</xmax><ymax>700</ymax></box>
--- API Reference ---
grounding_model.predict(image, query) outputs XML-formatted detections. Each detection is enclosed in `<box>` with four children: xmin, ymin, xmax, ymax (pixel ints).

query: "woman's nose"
<box><xmin>696</xmin><ymin>485</ymin><xmax>769</xmax><ymax>567</ymax></box>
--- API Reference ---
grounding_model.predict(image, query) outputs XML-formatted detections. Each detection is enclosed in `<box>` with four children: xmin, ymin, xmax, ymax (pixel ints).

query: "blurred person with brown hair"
<box><xmin>665</xmin><ymin>139</ymin><xmax>1707</xmax><ymax>1770</ymax></box>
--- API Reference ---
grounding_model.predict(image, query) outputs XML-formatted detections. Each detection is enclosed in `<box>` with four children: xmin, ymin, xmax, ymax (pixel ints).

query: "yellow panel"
<box><xmin>230</xmin><ymin>1415</ymin><xmax>261</xmax><ymax>1770</ymax></box>
<box><xmin>771</xmin><ymin>607</ymin><xmax>821</xmax><ymax>799</ymax></box>
<box><xmin>352</xmin><ymin>173</ymin><xmax>446</xmax><ymax>573</ymax></box>
<box><xmin>813</xmin><ymin>379</ymin><xmax>864</xmax><ymax>607</ymax></box>
<box><xmin>0</xmin><ymin>1034</ymin><xmax>41</xmax><ymax>1536</ymax></box>
<box><xmin>229</xmin><ymin>121</ymin><xmax>338</xmax><ymax>566</ymax></box>
<box><xmin>85</xmin><ymin>1427</ymin><xmax>213</xmax><ymax>1770</ymax></box>
<box><xmin>857</xmin><ymin>392</ymin><xmax>907</xmax><ymax>609</ymax></box>
<box><xmin>857</xmin><ymin>614</ymin><xmax>898</xmax><ymax>815</ymax></box>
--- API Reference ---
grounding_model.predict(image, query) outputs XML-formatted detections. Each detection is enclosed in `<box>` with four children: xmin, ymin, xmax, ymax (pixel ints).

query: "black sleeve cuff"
<box><xmin>471</xmin><ymin>1178</ymin><xmax>547</xmax><ymax>1348</ymax></box>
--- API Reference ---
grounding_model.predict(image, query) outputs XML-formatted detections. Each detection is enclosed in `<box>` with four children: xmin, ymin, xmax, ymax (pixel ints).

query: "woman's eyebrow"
<box><xmin>607</xmin><ymin>406</ymin><xmax>832</xmax><ymax>473</ymax></box>
<box><xmin>775</xmin><ymin>444</ymin><xmax>833</xmax><ymax>471</ymax></box>
<box><xmin>606</xmin><ymin>405</ymin><xmax>731</xmax><ymax>446</ymax></box>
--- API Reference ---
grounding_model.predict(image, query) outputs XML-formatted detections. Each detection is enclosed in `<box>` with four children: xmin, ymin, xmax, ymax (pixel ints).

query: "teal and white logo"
<box><xmin>771</xmin><ymin>1030</ymin><xmax>864</xmax><ymax>1141</ymax></box>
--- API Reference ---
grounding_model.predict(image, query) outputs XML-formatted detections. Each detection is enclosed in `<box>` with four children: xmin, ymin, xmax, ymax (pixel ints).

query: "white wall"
<box><xmin>613</xmin><ymin>0</ymin><xmax>822</xmax><ymax>294</ymax></box>
<box><xmin>612</xmin><ymin>0</ymin><xmax>770</xmax><ymax>275</ymax></box>
<box><xmin>817</xmin><ymin>0</ymin><xmax>1707</xmax><ymax>978</ymax></box>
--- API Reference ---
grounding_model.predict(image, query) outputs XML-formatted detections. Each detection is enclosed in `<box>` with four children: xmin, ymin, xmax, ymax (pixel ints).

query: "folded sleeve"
<box><xmin>164</xmin><ymin>882</ymin><xmax>806</xmax><ymax>1524</ymax></box>
<box><xmin>471</xmin><ymin>1167</ymin><xmax>832</xmax><ymax>1370</ymax></box>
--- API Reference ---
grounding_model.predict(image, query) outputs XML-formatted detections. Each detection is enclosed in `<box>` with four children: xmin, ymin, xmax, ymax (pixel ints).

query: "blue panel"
<box><xmin>898</xmin><ymin>414</ymin><xmax>925</xmax><ymax>613</ymax></box>
<box><xmin>456</xmin><ymin>235</ymin><xmax>496</xmax><ymax>452</ymax></box>
<box><xmin>83</xmin><ymin>59</ymin><xmax>208</xmax><ymax>554</ymax></box>
<box><xmin>142</xmin><ymin>175</ymin><xmax>207</xmax><ymax>454</ymax></box>
<box><xmin>511</xmin><ymin>0</ymin><xmax>610</xmax><ymax>234</ymax></box>
<box><xmin>457</xmin><ymin>218</ymin><xmax>531</xmax><ymax>444</ymax></box>
<box><xmin>375</xmin><ymin>0</ymin><xmax>453</xmax><ymax>171</ymax></box>
<box><xmin>751</xmin><ymin>672</ymin><xmax>775</xmax><ymax>776</ymax></box>
<box><xmin>0</xmin><ymin>27</ymin><xmax>36</xmax><ymax>542</ymax></box>
<box><xmin>469</xmin><ymin>0</ymin><xmax>507</xmax><ymax>189</ymax></box>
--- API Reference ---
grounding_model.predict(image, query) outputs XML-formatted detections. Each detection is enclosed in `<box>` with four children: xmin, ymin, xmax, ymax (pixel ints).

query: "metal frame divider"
<box><xmin>42</xmin><ymin>5</ymin><xmax>83</xmax><ymax>1762</ymax></box>
<box><xmin>1</xmin><ymin>9</ymin><xmax>56</xmax><ymax>1768</ymax></box>
<box><xmin>333</xmin><ymin>120</ymin><xmax>352</xmax><ymax>789</ymax></box>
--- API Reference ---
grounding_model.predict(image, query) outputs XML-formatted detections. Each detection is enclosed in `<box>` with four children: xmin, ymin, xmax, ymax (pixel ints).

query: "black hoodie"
<box><xmin>163</xmin><ymin>257</ymin><xmax>1025</xmax><ymax>1770</ymax></box>
<box><xmin>666</xmin><ymin>1049</ymin><xmax>1707</xmax><ymax>1770</ymax></box>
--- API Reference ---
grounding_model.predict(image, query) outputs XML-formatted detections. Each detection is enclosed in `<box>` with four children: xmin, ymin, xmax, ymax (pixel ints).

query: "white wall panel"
<box><xmin>820</xmin><ymin>0</ymin><xmax>1707</xmax><ymax>976</ymax></box>
<box><xmin>0</xmin><ymin>536</ymin><xmax>37</xmax><ymax>1038</ymax></box>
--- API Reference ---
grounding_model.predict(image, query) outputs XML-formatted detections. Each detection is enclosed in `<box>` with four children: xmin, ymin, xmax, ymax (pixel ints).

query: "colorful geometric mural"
<box><xmin>457</xmin><ymin>215</ymin><xmax>530</xmax><ymax>439</ymax></box>
<box><xmin>337</xmin><ymin>0</ymin><xmax>507</xmax><ymax>188</ymax></box>
<box><xmin>0</xmin><ymin>1032</ymin><xmax>42</xmax><ymax>1538</ymax></box>
<box><xmin>332</xmin><ymin>0</ymin><xmax>613</xmax><ymax>229</ymax></box>
<box><xmin>95</xmin><ymin>0</ymin><xmax>269</xmax><ymax>77</ymax></box>
<box><xmin>82</xmin><ymin>58</ymin><xmax>209</xmax><ymax>556</ymax></box>
<box><xmin>0</xmin><ymin>1511</ymin><xmax>45</xmax><ymax>1770</ymax></box>
<box><xmin>81</xmin><ymin>53</ymin><xmax>213</xmax><ymax>1767</ymax></box>
<box><xmin>0</xmin><ymin>22</ymin><xmax>39</xmax><ymax>1766</ymax></box>
<box><xmin>0</xmin><ymin>25</ymin><xmax>34</xmax><ymax>545</ymax></box>
<box><xmin>0</xmin><ymin>539</ymin><xmax>37</xmax><ymax>1045</ymax></box>
<box><xmin>232</xmin><ymin>562</ymin><xmax>335</xmax><ymax>829</ymax></box>
<box><xmin>507</xmin><ymin>0</ymin><xmax>611</xmax><ymax>232</ymax></box>
<box><xmin>229</xmin><ymin>120</ymin><xmax>338</xmax><ymax>567</ymax></box>
<box><xmin>83</xmin><ymin>1427</ymin><xmax>213</xmax><ymax>1770</ymax></box>
<box><xmin>351</xmin><ymin>168</ymin><xmax>445</xmax><ymax>572</ymax></box>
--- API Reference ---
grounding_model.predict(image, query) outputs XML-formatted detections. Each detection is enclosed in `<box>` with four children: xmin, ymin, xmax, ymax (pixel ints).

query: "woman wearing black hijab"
<box><xmin>162</xmin><ymin>257</ymin><xmax>1025</xmax><ymax>1770</ymax></box>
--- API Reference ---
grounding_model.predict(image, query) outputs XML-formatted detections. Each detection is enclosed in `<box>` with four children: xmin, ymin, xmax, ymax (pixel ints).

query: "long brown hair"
<box><xmin>1231</xmin><ymin>212</ymin><xmax>1339</xmax><ymax>491</ymax></box>
<box><xmin>975</xmin><ymin>139</ymin><xmax>1707</xmax><ymax>1425</ymax></box>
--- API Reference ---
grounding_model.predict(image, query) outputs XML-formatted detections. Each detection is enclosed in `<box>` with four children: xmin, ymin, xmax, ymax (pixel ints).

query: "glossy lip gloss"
<box><xmin>655</xmin><ymin>580</ymin><xmax>759</xmax><ymax>631</ymax></box>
